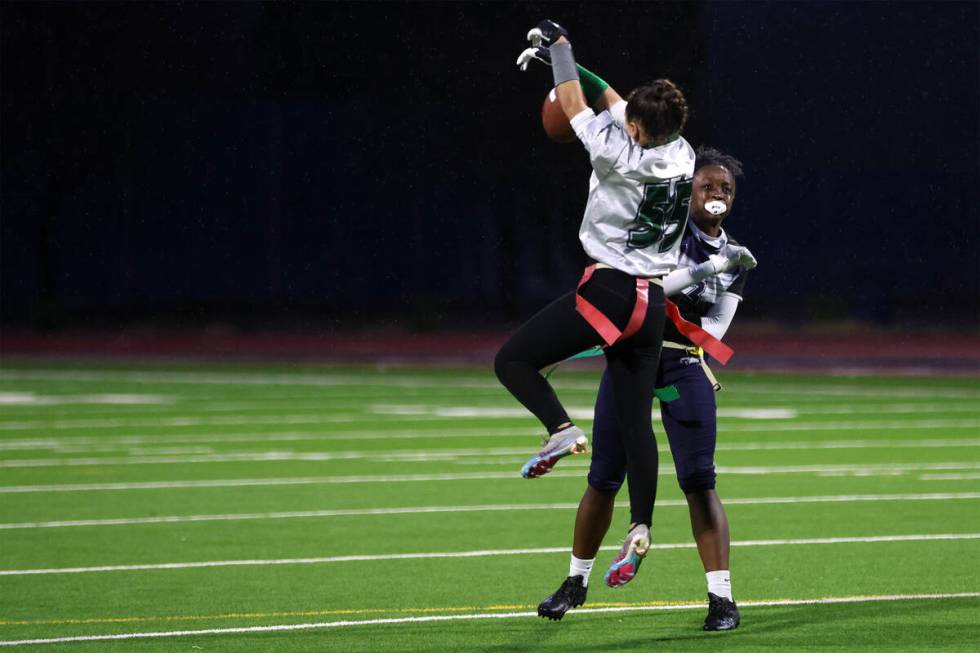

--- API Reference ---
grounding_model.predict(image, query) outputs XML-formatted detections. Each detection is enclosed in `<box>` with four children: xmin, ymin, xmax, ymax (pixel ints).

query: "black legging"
<box><xmin>494</xmin><ymin>267</ymin><xmax>665</xmax><ymax>527</ymax></box>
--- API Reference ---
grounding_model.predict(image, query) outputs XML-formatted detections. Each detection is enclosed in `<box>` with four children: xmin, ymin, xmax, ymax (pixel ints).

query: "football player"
<box><xmin>537</xmin><ymin>147</ymin><xmax>753</xmax><ymax>631</ymax></box>
<box><xmin>516</xmin><ymin>36</ymin><xmax>753</xmax><ymax>630</ymax></box>
<box><xmin>496</xmin><ymin>20</ymin><xmax>695</xmax><ymax>543</ymax></box>
<box><xmin>496</xmin><ymin>20</ymin><xmax>752</xmax><ymax>580</ymax></box>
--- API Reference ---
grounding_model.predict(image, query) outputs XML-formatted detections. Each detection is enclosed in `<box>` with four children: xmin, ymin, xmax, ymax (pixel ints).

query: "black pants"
<box><xmin>494</xmin><ymin>268</ymin><xmax>665</xmax><ymax>527</ymax></box>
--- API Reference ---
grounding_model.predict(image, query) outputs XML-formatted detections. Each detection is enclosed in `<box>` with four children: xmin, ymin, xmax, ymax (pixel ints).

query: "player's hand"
<box><xmin>527</xmin><ymin>19</ymin><xmax>568</xmax><ymax>48</ymax></box>
<box><xmin>707</xmin><ymin>245</ymin><xmax>757</xmax><ymax>275</ymax></box>
<box><xmin>721</xmin><ymin>244</ymin><xmax>758</xmax><ymax>271</ymax></box>
<box><xmin>516</xmin><ymin>46</ymin><xmax>550</xmax><ymax>71</ymax></box>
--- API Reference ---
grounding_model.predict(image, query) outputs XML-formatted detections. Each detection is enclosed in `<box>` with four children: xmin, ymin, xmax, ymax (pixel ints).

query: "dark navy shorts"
<box><xmin>587</xmin><ymin>347</ymin><xmax>718</xmax><ymax>495</ymax></box>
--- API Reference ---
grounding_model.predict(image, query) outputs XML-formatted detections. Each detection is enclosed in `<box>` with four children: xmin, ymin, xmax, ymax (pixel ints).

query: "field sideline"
<box><xmin>0</xmin><ymin>360</ymin><xmax>978</xmax><ymax>651</ymax></box>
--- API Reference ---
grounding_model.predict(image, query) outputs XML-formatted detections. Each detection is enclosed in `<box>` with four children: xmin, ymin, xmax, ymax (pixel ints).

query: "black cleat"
<box><xmin>703</xmin><ymin>592</ymin><xmax>740</xmax><ymax>631</ymax></box>
<box><xmin>537</xmin><ymin>575</ymin><xmax>588</xmax><ymax>621</ymax></box>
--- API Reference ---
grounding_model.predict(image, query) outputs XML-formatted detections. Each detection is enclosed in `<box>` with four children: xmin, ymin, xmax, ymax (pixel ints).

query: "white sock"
<box><xmin>706</xmin><ymin>570</ymin><xmax>733</xmax><ymax>600</ymax></box>
<box><xmin>569</xmin><ymin>555</ymin><xmax>596</xmax><ymax>586</ymax></box>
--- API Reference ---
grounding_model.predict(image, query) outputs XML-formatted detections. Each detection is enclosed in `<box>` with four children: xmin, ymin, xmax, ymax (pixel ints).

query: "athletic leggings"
<box><xmin>494</xmin><ymin>267</ymin><xmax>665</xmax><ymax>527</ymax></box>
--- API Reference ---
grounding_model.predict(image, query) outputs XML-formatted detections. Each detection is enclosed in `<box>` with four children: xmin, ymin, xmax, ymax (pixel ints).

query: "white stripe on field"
<box><xmin>373</xmin><ymin>405</ymin><xmax>801</xmax><ymax>420</ymax></box>
<box><xmin>5</xmin><ymin>459</ymin><xmax>980</xmax><ymax>494</ymax></box>
<box><xmin>3</xmin><ymin>368</ymin><xmax>980</xmax><ymax>399</ymax></box>
<box><xmin>1</xmin><ymin>413</ymin><xmax>977</xmax><ymax>432</ymax></box>
<box><xmin>918</xmin><ymin>472</ymin><xmax>980</xmax><ymax>481</ymax></box>
<box><xmin>2</xmin><ymin>533</ymin><xmax>976</xmax><ymax>576</ymax></box>
<box><xmin>1</xmin><ymin>492</ymin><xmax>977</xmax><ymax>530</ymax></box>
<box><xmin>0</xmin><ymin>446</ymin><xmax>557</xmax><ymax>468</ymax></box>
<box><xmin>0</xmin><ymin>414</ymin><xmax>363</xmax><ymax>431</ymax></box>
<box><xmin>6</xmin><ymin>437</ymin><xmax>980</xmax><ymax>470</ymax></box>
<box><xmin>2</xmin><ymin>430</ymin><xmax>979</xmax><ymax>454</ymax></box>
<box><xmin>0</xmin><ymin>369</ymin><xmax>505</xmax><ymax>390</ymax></box>
<box><xmin>4</xmin><ymin>462</ymin><xmax>980</xmax><ymax>493</ymax></box>
<box><xmin>0</xmin><ymin>428</ymin><xmax>541</xmax><ymax>450</ymax></box>
<box><xmin>0</xmin><ymin>593</ymin><xmax>977</xmax><ymax>646</ymax></box>
<box><xmin>0</xmin><ymin>471</ymin><xmax>544</xmax><ymax>493</ymax></box>
<box><xmin>0</xmin><ymin>393</ymin><xmax>175</xmax><ymax>406</ymax></box>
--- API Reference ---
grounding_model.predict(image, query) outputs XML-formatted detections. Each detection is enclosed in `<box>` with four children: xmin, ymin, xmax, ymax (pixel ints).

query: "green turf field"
<box><xmin>0</xmin><ymin>360</ymin><xmax>978</xmax><ymax>651</ymax></box>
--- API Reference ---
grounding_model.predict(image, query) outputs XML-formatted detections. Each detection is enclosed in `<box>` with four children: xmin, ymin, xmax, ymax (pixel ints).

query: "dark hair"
<box><xmin>695</xmin><ymin>146</ymin><xmax>744</xmax><ymax>178</ymax></box>
<box><xmin>625</xmin><ymin>79</ymin><xmax>688</xmax><ymax>140</ymax></box>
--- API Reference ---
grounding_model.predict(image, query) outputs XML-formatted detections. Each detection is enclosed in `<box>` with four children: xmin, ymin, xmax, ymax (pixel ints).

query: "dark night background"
<box><xmin>2</xmin><ymin>1</ymin><xmax>978</xmax><ymax>336</ymax></box>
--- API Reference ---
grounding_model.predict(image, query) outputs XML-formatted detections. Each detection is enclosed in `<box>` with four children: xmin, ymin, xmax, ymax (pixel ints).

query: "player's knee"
<box><xmin>677</xmin><ymin>468</ymin><xmax>716</xmax><ymax>494</ymax></box>
<box><xmin>493</xmin><ymin>346</ymin><xmax>517</xmax><ymax>384</ymax></box>
<box><xmin>588</xmin><ymin>468</ymin><xmax>626</xmax><ymax>493</ymax></box>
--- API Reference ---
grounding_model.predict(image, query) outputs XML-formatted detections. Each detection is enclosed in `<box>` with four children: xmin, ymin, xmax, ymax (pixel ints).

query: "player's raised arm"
<box><xmin>515</xmin><ymin>28</ymin><xmax>623</xmax><ymax>122</ymax></box>
<box><xmin>549</xmin><ymin>36</ymin><xmax>588</xmax><ymax>119</ymax></box>
<box><xmin>524</xmin><ymin>21</ymin><xmax>588</xmax><ymax>119</ymax></box>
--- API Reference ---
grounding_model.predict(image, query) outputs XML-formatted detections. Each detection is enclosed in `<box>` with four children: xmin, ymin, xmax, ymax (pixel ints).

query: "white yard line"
<box><xmin>2</xmin><ymin>533</ymin><xmax>977</xmax><ymax>577</ymax></box>
<box><xmin>0</xmin><ymin>414</ymin><xmax>365</xmax><ymax>431</ymax></box>
<box><xmin>918</xmin><ymin>472</ymin><xmax>980</xmax><ymax>481</ymax></box>
<box><xmin>4</xmin><ymin>460</ymin><xmax>980</xmax><ymax>494</ymax></box>
<box><xmin>1</xmin><ymin>492</ymin><xmax>977</xmax><ymax>530</ymax></box>
<box><xmin>3</xmin><ymin>368</ymin><xmax>979</xmax><ymax>399</ymax></box>
<box><xmin>0</xmin><ymin>471</ymin><xmax>548</xmax><ymax>493</ymax></box>
<box><xmin>0</xmin><ymin>428</ymin><xmax>540</xmax><ymax>450</ymax></box>
<box><xmin>4</xmin><ymin>437</ymin><xmax>980</xmax><ymax>470</ymax></box>
<box><xmin>0</xmin><ymin>593</ymin><xmax>976</xmax><ymax>646</ymax></box>
<box><xmin>0</xmin><ymin>369</ymin><xmax>506</xmax><ymax>390</ymax></box>
<box><xmin>1</xmin><ymin>412</ymin><xmax>977</xmax><ymax>431</ymax></box>
<box><xmin>1</xmin><ymin>429</ymin><xmax>978</xmax><ymax>454</ymax></box>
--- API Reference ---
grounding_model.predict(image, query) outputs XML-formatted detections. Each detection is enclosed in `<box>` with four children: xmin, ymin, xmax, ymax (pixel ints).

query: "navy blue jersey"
<box><xmin>664</xmin><ymin>223</ymin><xmax>749</xmax><ymax>346</ymax></box>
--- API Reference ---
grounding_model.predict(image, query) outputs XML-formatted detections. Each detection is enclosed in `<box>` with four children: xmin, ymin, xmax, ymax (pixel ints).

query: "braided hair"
<box><xmin>625</xmin><ymin>79</ymin><xmax>689</xmax><ymax>142</ymax></box>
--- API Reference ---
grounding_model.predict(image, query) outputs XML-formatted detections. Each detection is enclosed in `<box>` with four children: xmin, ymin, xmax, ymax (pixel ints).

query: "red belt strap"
<box><xmin>664</xmin><ymin>299</ymin><xmax>734</xmax><ymax>365</ymax></box>
<box><xmin>575</xmin><ymin>265</ymin><xmax>649</xmax><ymax>347</ymax></box>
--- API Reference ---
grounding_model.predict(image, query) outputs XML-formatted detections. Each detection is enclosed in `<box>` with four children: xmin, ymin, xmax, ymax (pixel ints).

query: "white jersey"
<box><xmin>570</xmin><ymin>108</ymin><xmax>696</xmax><ymax>277</ymax></box>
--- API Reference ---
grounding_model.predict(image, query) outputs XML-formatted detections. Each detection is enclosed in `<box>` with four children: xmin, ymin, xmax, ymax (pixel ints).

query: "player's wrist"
<box><xmin>549</xmin><ymin>41</ymin><xmax>579</xmax><ymax>86</ymax></box>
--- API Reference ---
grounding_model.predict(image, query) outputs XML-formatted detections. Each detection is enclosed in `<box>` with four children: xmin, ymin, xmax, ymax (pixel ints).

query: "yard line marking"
<box><xmin>4</xmin><ymin>368</ymin><xmax>980</xmax><ymax>399</ymax></box>
<box><xmin>1</xmin><ymin>430</ymin><xmax>978</xmax><ymax>454</ymax></box>
<box><xmin>3</xmin><ymin>413</ymin><xmax>977</xmax><ymax>431</ymax></box>
<box><xmin>0</xmin><ymin>414</ymin><xmax>364</xmax><ymax>431</ymax></box>
<box><xmin>0</xmin><ymin>428</ymin><xmax>542</xmax><ymax>450</ymax></box>
<box><xmin>2</xmin><ymin>533</ymin><xmax>977</xmax><ymax>576</ymax></box>
<box><xmin>0</xmin><ymin>472</ymin><xmax>562</xmax><ymax>493</ymax></box>
<box><xmin>918</xmin><ymin>472</ymin><xmax>980</xmax><ymax>480</ymax></box>
<box><xmin>1</xmin><ymin>493</ymin><xmax>977</xmax><ymax>530</ymax></box>
<box><xmin>0</xmin><ymin>593</ymin><xmax>976</xmax><ymax>646</ymax></box>
<box><xmin>372</xmin><ymin>405</ymin><xmax>800</xmax><ymax>420</ymax></box>
<box><xmin>0</xmin><ymin>446</ymin><xmax>564</xmax><ymax>467</ymax></box>
<box><xmin>0</xmin><ymin>392</ymin><xmax>175</xmax><ymax>406</ymax></box>
<box><xmin>0</xmin><ymin>369</ymin><xmax>506</xmax><ymax>390</ymax></box>
<box><xmin>4</xmin><ymin>459</ymin><xmax>980</xmax><ymax>494</ymax></box>
<box><xmin>731</xmin><ymin>384</ymin><xmax>980</xmax><ymax>400</ymax></box>
<box><xmin>5</xmin><ymin>441</ymin><xmax>980</xmax><ymax>470</ymax></box>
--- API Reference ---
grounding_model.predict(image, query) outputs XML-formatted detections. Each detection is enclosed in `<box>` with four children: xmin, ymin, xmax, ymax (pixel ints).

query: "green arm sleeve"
<box><xmin>576</xmin><ymin>64</ymin><xmax>610</xmax><ymax>106</ymax></box>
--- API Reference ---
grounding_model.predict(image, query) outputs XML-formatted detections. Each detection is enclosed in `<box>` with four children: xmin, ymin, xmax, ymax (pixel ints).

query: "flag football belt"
<box><xmin>576</xmin><ymin>264</ymin><xmax>735</xmax><ymax>368</ymax></box>
<box><xmin>662</xmin><ymin>340</ymin><xmax>723</xmax><ymax>392</ymax></box>
<box><xmin>575</xmin><ymin>263</ymin><xmax>654</xmax><ymax>347</ymax></box>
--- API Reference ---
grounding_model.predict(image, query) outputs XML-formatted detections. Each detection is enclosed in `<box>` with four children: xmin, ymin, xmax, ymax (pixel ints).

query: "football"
<box><xmin>541</xmin><ymin>88</ymin><xmax>575</xmax><ymax>143</ymax></box>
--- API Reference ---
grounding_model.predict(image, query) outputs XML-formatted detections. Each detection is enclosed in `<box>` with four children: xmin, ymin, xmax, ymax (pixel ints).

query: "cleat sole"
<box><xmin>520</xmin><ymin>436</ymin><xmax>588</xmax><ymax>479</ymax></box>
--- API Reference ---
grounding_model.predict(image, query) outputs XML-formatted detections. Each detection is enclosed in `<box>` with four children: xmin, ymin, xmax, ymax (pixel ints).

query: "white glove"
<box><xmin>708</xmin><ymin>244</ymin><xmax>758</xmax><ymax>274</ymax></box>
<box><xmin>516</xmin><ymin>46</ymin><xmax>551</xmax><ymax>71</ymax></box>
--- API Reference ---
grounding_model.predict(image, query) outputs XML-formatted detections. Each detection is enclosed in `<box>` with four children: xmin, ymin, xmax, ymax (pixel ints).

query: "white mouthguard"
<box><xmin>704</xmin><ymin>201</ymin><xmax>727</xmax><ymax>216</ymax></box>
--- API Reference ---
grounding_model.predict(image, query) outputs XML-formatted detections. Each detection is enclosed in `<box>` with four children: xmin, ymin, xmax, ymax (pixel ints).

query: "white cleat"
<box><xmin>520</xmin><ymin>425</ymin><xmax>588</xmax><ymax>479</ymax></box>
<box><xmin>604</xmin><ymin>523</ymin><xmax>651</xmax><ymax>587</ymax></box>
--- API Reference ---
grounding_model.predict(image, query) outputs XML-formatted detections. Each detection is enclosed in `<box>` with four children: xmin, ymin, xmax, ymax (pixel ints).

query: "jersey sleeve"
<box><xmin>700</xmin><ymin>292</ymin><xmax>742</xmax><ymax>341</ymax></box>
<box><xmin>570</xmin><ymin>108</ymin><xmax>630</xmax><ymax>178</ymax></box>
